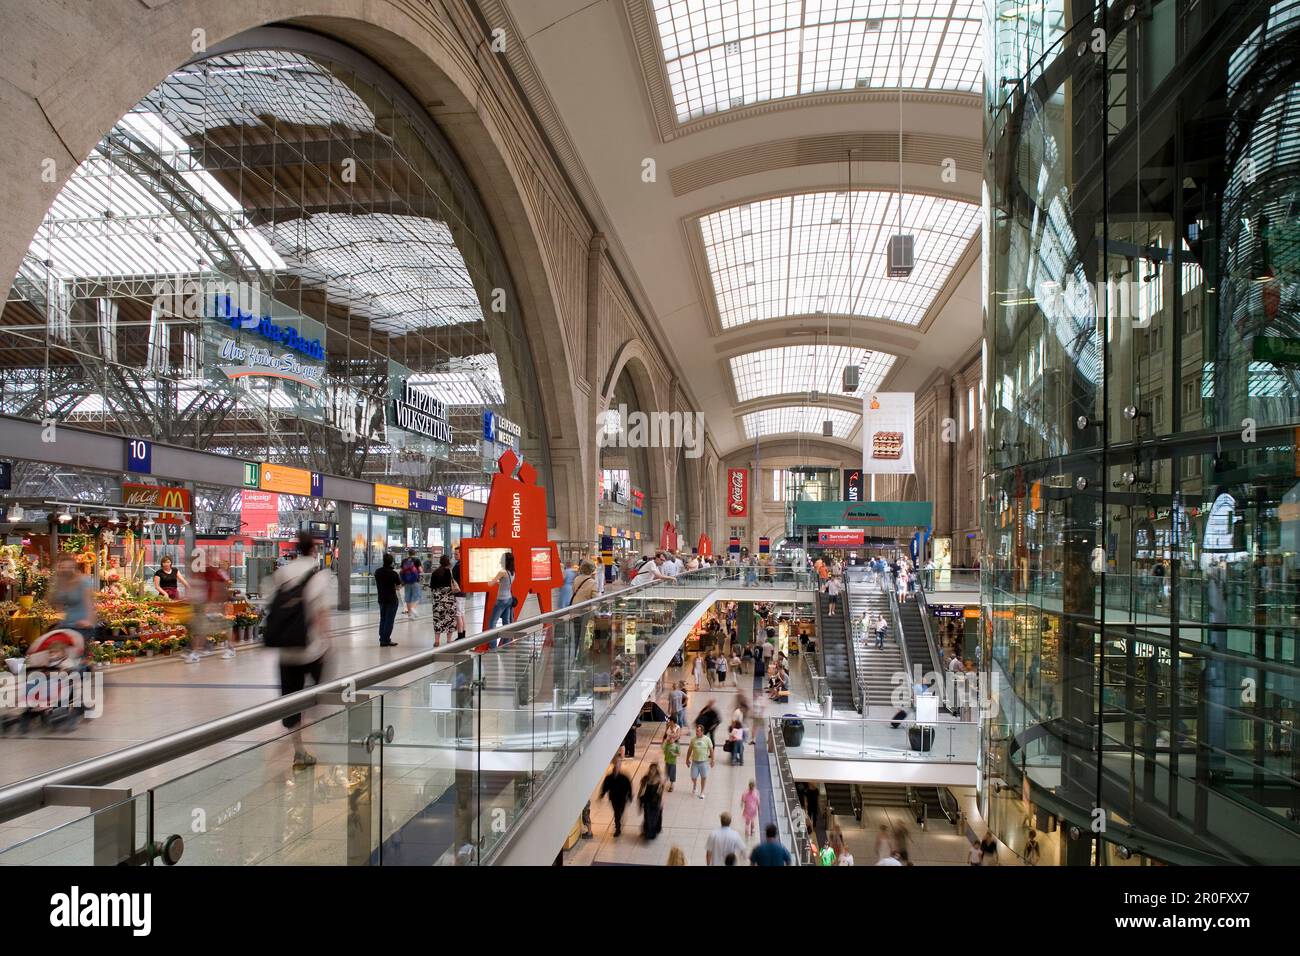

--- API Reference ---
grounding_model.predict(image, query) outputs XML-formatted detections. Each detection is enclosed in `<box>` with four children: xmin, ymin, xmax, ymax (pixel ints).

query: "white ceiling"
<box><xmin>499</xmin><ymin>0</ymin><xmax>984</xmax><ymax>455</ymax></box>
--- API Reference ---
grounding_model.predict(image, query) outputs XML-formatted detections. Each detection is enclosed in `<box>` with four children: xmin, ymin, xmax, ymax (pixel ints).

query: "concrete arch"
<box><xmin>0</xmin><ymin>0</ymin><xmax>589</xmax><ymax>528</ymax></box>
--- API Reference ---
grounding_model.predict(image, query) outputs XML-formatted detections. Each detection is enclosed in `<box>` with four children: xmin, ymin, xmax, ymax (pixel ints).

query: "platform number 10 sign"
<box><xmin>126</xmin><ymin>438</ymin><xmax>152</xmax><ymax>475</ymax></box>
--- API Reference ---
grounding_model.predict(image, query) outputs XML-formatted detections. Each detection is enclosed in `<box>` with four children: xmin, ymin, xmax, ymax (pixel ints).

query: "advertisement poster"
<box><xmin>530</xmin><ymin>546</ymin><xmax>553</xmax><ymax>582</ymax></box>
<box><xmin>933</xmin><ymin>536</ymin><xmax>952</xmax><ymax>587</ymax></box>
<box><xmin>842</xmin><ymin>468</ymin><xmax>863</xmax><ymax>501</ymax></box>
<box><xmin>727</xmin><ymin>468</ymin><xmax>748</xmax><ymax>517</ymax></box>
<box><xmin>862</xmin><ymin>392</ymin><xmax>915</xmax><ymax>475</ymax></box>
<box><xmin>240</xmin><ymin>489</ymin><xmax>279</xmax><ymax>537</ymax></box>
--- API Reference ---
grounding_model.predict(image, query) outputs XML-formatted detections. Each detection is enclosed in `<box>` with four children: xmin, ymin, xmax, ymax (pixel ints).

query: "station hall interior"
<box><xmin>0</xmin><ymin>0</ymin><xmax>1294</xmax><ymax>869</ymax></box>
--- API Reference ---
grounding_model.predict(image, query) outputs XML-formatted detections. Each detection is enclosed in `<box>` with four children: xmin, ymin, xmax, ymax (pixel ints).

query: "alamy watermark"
<box><xmin>597</xmin><ymin>403</ymin><xmax>705</xmax><ymax>459</ymax></box>
<box><xmin>0</xmin><ymin>669</ymin><xmax>105</xmax><ymax>718</ymax></box>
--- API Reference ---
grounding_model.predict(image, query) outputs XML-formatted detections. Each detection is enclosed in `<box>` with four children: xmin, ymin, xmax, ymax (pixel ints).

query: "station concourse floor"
<box><xmin>0</xmin><ymin>591</ymin><xmax>518</xmax><ymax>851</ymax></box>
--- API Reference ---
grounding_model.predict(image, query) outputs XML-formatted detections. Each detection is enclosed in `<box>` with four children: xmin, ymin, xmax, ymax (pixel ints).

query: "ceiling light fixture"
<box><xmin>888</xmin><ymin>13</ymin><xmax>914</xmax><ymax>278</ymax></box>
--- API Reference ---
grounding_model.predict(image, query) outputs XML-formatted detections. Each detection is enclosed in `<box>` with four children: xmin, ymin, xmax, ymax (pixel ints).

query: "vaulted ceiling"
<box><xmin>487</xmin><ymin>0</ymin><xmax>984</xmax><ymax>457</ymax></box>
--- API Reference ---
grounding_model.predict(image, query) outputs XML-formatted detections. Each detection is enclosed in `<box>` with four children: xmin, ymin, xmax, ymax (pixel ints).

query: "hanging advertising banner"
<box><xmin>459</xmin><ymin>450</ymin><xmax>562</xmax><ymax>634</ymax></box>
<box><xmin>758</xmin><ymin>536</ymin><xmax>770</xmax><ymax>554</ymax></box>
<box><xmin>728</xmin><ymin>536</ymin><xmax>741</xmax><ymax>554</ymax></box>
<box><xmin>818</xmin><ymin>529</ymin><xmax>864</xmax><ymax>546</ymax></box>
<box><xmin>660</xmin><ymin>522</ymin><xmax>677</xmax><ymax>551</ymax></box>
<box><xmin>697</xmin><ymin>533</ymin><xmax>713</xmax><ymax>556</ymax></box>
<box><xmin>630</xmin><ymin>488</ymin><xmax>645</xmax><ymax>517</ymax></box>
<box><xmin>862</xmin><ymin>392</ymin><xmax>915</xmax><ymax>474</ymax></box>
<box><xmin>121</xmin><ymin>483</ymin><xmax>191</xmax><ymax>525</ymax></box>
<box><xmin>392</xmin><ymin>380</ymin><xmax>452</xmax><ymax>443</ymax></box>
<box><xmin>240</xmin><ymin>489</ymin><xmax>280</xmax><ymax>537</ymax></box>
<box><xmin>727</xmin><ymin>468</ymin><xmax>748</xmax><ymax>517</ymax></box>
<box><xmin>260</xmin><ymin>464</ymin><xmax>312</xmax><ymax>497</ymax></box>
<box><xmin>842</xmin><ymin>468</ymin><xmax>863</xmax><ymax>502</ymax></box>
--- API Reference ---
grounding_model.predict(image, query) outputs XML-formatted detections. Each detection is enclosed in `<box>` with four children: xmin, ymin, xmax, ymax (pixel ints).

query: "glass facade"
<box><xmin>3</xmin><ymin>33</ymin><xmax>552</xmax><ymax>510</ymax></box>
<box><xmin>984</xmin><ymin>0</ymin><xmax>1300</xmax><ymax>864</ymax></box>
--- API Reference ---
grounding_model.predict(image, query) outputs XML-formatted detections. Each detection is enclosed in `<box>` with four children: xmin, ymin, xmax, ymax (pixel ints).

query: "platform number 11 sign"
<box><xmin>126</xmin><ymin>438</ymin><xmax>152</xmax><ymax>475</ymax></box>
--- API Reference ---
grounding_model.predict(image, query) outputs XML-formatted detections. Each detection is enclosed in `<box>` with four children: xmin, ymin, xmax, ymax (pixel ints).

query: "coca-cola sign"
<box><xmin>727</xmin><ymin>468</ymin><xmax>747</xmax><ymax>517</ymax></box>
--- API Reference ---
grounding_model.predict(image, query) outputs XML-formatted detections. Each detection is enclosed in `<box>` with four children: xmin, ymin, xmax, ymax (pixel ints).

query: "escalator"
<box><xmin>817</xmin><ymin>593</ymin><xmax>854</xmax><ymax>710</ymax></box>
<box><xmin>897</xmin><ymin>599</ymin><xmax>934</xmax><ymax>680</ymax></box>
<box><xmin>823</xmin><ymin>782</ymin><xmax>857</xmax><ymax>820</ymax></box>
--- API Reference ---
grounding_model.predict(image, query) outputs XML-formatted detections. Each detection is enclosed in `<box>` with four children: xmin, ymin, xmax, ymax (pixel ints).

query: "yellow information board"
<box><xmin>374</xmin><ymin>483</ymin><xmax>408</xmax><ymax>509</ymax></box>
<box><xmin>260</xmin><ymin>464</ymin><xmax>312</xmax><ymax>496</ymax></box>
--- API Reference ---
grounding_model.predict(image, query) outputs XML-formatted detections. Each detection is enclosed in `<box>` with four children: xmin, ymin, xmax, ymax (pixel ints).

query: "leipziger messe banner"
<box><xmin>862</xmin><ymin>392</ymin><xmax>915</xmax><ymax>475</ymax></box>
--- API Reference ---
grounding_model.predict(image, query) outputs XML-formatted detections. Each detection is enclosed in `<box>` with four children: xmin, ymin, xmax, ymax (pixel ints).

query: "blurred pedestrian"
<box><xmin>750</xmin><ymin>824</ymin><xmax>792</xmax><ymax>866</ymax></box>
<box><xmin>600</xmin><ymin>756</ymin><xmax>633</xmax><ymax>837</ymax></box>
<box><xmin>705</xmin><ymin>811</ymin><xmax>747</xmax><ymax>866</ymax></box>
<box><xmin>639</xmin><ymin>763</ymin><xmax>664</xmax><ymax>840</ymax></box>
<box><xmin>741</xmin><ymin>780</ymin><xmax>760</xmax><ymax>838</ymax></box>
<box><xmin>662</xmin><ymin>725</ymin><xmax>680</xmax><ymax>792</ymax></box>
<box><xmin>666</xmin><ymin>846</ymin><xmax>687</xmax><ymax>866</ymax></box>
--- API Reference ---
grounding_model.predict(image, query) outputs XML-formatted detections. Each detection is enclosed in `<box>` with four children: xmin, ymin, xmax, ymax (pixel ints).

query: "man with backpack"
<box><xmin>400</xmin><ymin>550</ymin><xmax>422</xmax><ymax>617</ymax></box>
<box><xmin>264</xmin><ymin>531</ymin><xmax>335</xmax><ymax>770</ymax></box>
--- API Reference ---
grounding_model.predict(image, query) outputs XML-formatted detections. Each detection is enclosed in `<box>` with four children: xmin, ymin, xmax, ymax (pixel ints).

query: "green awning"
<box><xmin>793</xmin><ymin>500</ymin><xmax>933</xmax><ymax>528</ymax></box>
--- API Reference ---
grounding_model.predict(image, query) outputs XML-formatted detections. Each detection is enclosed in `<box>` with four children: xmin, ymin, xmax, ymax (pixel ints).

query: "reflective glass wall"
<box><xmin>2</xmin><ymin>31</ymin><xmax>552</xmax><ymax>508</ymax></box>
<box><xmin>984</xmin><ymin>0</ymin><xmax>1300</xmax><ymax>864</ymax></box>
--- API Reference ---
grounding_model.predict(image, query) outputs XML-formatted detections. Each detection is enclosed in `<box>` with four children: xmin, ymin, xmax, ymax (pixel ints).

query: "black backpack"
<box><xmin>263</xmin><ymin>568</ymin><xmax>318</xmax><ymax>648</ymax></box>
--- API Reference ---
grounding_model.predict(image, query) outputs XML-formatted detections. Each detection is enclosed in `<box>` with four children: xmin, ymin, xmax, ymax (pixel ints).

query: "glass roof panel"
<box><xmin>741</xmin><ymin>405</ymin><xmax>860</xmax><ymax>438</ymax></box>
<box><xmin>730</xmin><ymin>344</ymin><xmax>895</xmax><ymax>401</ymax></box>
<box><xmin>699</xmin><ymin>190</ymin><xmax>979</xmax><ymax>328</ymax></box>
<box><xmin>651</xmin><ymin>0</ymin><xmax>983</xmax><ymax>122</ymax></box>
<box><xmin>408</xmin><ymin>354</ymin><xmax>505</xmax><ymax>406</ymax></box>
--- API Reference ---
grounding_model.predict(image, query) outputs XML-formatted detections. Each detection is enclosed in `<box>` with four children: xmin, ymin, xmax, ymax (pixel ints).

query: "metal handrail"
<box><xmin>767</xmin><ymin>717</ymin><xmax>812</xmax><ymax>866</ymax></box>
<box><xmin>889</xmin><ymin>588</ymin><xmax>912</xmax><ymax>685</ymax></box>
<box><xmin>842</xmin><ymin>573</ymin><xmax>863</xmax><ymax>714</ymax></box>
<box><xmin>913</xmin><ymin>585</ymin><xmax>950</xmax><ymax>712</ymax></box>
<box><xmin>0</xmin><ymin>574</ymin><xmax>668</xmax><ymax>824</ymax></box>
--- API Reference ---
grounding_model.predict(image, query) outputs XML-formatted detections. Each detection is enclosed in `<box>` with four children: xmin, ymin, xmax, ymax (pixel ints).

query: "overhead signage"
<box><xmin>310</xmin><ymin>472</ymin><xmax>324</xmax><ymax>498</ymax></box>
<box><xmin>239</xmin><ymin>489</ymin><xmax>279</xmax><ymax>537</ymax></box>
<box><xmin>393</xmin><ymin>381</ymin><xmax>452</xmax><ymax>443</ymax></box>
<box><xmin>212</xmin><ymin>293</ymin><xmax>325</xmax><ymax>360</ymax></box>
<box><xmin>126</xmin><ymin>439</ymin><xmax>152</xmax><ymax>475</ymax></box>
<box><xmin>964</xmin><ymin>608</ymin><xmax>981</xmax><ymax>619</ymax></box>
<box><xmin>862</xmin><ymin>392</ymin><xmax>915</xmax><ymax>475</ymax></box>
<box><xmin>374</xmin><ymin>484</ymin><xmax>409</xmax><ymax>509</ymax></box>
<box><xmin>818</xmin><ymin>529</ymin><xmax>865</xmax><ymax>546</ymax></box>
<box><xmin>483</xmin><ymin>411</ymin><xmax>521</xmax><ymax>449</ymax></box>
<box><xmin>260</xmin><ymin>464</ymin><xmax>312</xmax><ymax>497</ymax></box>
<box><xmin>121</xmin><ymin>483</ymin><xmax>191</xmax><ymax>525</ymax></box>
<box><xmin>727</xmin><ymin>468</ymin><xmax>748</xmax><ymax>517</ymax></box>
<box><xmin>446</xmin><ymin>497</ymin><xmax>465</xmax><ymax>517</ymax></box>
<box><xmin>409</xmin><ymin>490</ymin><xmax>447</xmax><ymax>514</ymax></box>
<box><xmin>930</xmin><ymin>604</ymin><xmax>968</xmax><ymax>618</ymax></box>
<box><xmin>242</xmin><ymin>462</ymin><xmax>260</xmax><ymax>489</ymax></box>
<box><xmin>842</xmin><ymin>468</ymin><xmax>863</xmax><ymax>502</ymax></box>
<box><xmin>630</xmin><ymin>488</ymin><xmax>645</xmax><ymax>517</ymax></box>
<box><xmin>794</xmin><ymin>500</ymin><xmax>934</xmax><ymax>528</ymax></box>
<box><xmin>216</xmin><ymin>336</ymin><xmax>324</xmax><ymax>388</ymax></box>
<box><xmin>458</xmin><ymin>450</ymin><xmax>562</xmax><ymax>632</ymax></box>
<box><xmin>1254</xmin><ymin>336</ymin><xmax>1300</xmax><ymax>364</ymax></box>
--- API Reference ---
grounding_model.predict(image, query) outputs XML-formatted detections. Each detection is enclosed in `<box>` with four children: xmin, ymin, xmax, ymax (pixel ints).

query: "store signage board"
<box><xmin>458</xmin><ymin>450</ymin><xmax>562</xmax><ymax>632</ymax></box>
<box><xmin>818</xmin><ymin>529</ymin><xmax>865</xmax><ymax>546</ymax></box>
<box><xmin>842</xmin><ymin>468</ymin><xmax>863</xmax><ymax>502</ymax></box>
<box><xmin>727</xmin><ymin>469</ymin><xmax>748</xmax><ymax>517</ymax></box>
<box><xmin>483</xmin><ymin>411</ymin><xmax>522</xmax><ymax>449</ymax></box>
<box><xmin>374</xmin><ymin>484</ymin><xmax>409</xmax><ymax>509</ymax></box>
<box><xmin>122</xmin><ymin>483</ymin><xmax>190</xmax><ymax>525</ymax></box>
<box><xmin>211</xmin><ymin>293</ymin><xmax>325</xmax><ymax>360</ymax></box>
<box><xmin>630</xmin><ymin>488</ymin><xmax>645</xmax><ymax>517</ymax></box>
<box><xmin>126</xmin><ymin>439</ymin><xmax>152</xmax><ymax>475</ymax></box>
<box><xmin>393</xmin><ymin>381</ymin><xmax>451</xmax><ymax>443</ymax></box>
<box><xmin>260</xmin><ymin>464</ymin><xmax>312</xmax><ymax>497</ymax></box>
<box><xmin>216</xmin><ymin>336</ymin><xmax>324</xmax><ymax>388</ymax></box>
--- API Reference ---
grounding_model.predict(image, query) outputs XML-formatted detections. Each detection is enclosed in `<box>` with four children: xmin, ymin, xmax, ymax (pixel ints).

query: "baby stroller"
<box><xmin>1</xmin><ymin>629</ymin><xmax>90</xmax><ymax>732</ymax></box>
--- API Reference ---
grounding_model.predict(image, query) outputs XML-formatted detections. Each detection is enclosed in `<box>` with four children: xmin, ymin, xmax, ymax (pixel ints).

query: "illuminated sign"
<box><xmin>374</xmin><ymin>484</ymin><xmax>409</xmax><ymax>509</ymax></box>
<box><xmin>260</xmin><ymin>464</ymin><xmax>312</xmax><ymax>497</ymax></box>
<box><xmin>818</xmin><ymin>529</ymin><xmax>864</xmax><ymax>546</ymax></box>
<box><xmin>393</xmin><ymin>381</ymin><xmax>452</xmax><ymax>442</ymax></box>
<box><xmin>842</xmin><ymin>469</ymin><xmax>863</xmax><ymax>501</ymax></box>
<box><xmin>211</xmin><ymin>294</ymin><xmax>326</xmax><ymax>360</ymax></box>
<box><xmin>483</xmin><ymin>411</ymin><xmax>522</xmax><ymax>449</ymax></box>
<box><xmin>121</xmin><ymin>483</ymin><xmax>190</xmax><ymax>525</ymax></box>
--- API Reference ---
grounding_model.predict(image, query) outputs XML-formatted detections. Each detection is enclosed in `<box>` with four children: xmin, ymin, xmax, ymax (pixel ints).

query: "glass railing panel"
<box><xmin>369</xmin><ymin>657</ymin><xmax>471</xmax><ymax>866</ymax></box>
<box><xmin>771</xmin><ymin>715</ymin><xmax>978</xmax><ymax>763</ymax></box>
<box><xmin>0</xmin><ymin>794</ymin><xmax>148</xmax><ymax>865</ymax></box>
<box><xmin>149</xmin><ymin>700</ymin><xmax>380</xmax><ymax>866</ymax></box>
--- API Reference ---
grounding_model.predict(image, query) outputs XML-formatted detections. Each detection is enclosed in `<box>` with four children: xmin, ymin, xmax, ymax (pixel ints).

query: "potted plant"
<box><xmin>3</xmin><ymin>644</ymin><xmax>22</xmax><ymax>674</ymax></box>
<box><xmin>142</xmin><ymin>638</ymin><xmax>161</xmax><ymax>657</ymax></box>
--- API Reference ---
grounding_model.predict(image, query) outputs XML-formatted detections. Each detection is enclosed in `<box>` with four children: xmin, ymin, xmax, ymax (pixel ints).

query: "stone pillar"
<box><xmin>934</xmin><ymin>379</ymin><xmax>955</xmax><ymax>537</ymax></box>
<box><xmin>336</xmin><ymin>505</ymin><xmax>352</xmax><ymax>612</ymax></box>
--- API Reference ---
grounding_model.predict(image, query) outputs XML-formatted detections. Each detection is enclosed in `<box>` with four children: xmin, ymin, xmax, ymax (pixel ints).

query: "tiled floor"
<box><xmin>565</xmin><ymin>657</ymin><xmax>769</xmax><ymax>866</ymax></box>
<box><xmin>832</xmin><ymin>789</ymin><xmax>1021</xmax><ymax>866</ymax></box>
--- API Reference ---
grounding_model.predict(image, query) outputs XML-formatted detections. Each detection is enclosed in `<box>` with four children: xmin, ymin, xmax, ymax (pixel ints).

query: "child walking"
<box><xmin>741</xmin><ymin>780</ymin><xmax>760</xmax><ymax>838</ymax></box>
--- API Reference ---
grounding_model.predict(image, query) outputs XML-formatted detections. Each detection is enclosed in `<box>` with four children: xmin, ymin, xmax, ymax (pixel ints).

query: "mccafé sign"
<box><xmin>122</xmin><ymin>483</ymin><xmax>191</xmax><ymax>525</ymax></box>
<box><xmin>727</xmin><ymin>468</ymin><xmax>748</xmax><ymax>517</ymax></box>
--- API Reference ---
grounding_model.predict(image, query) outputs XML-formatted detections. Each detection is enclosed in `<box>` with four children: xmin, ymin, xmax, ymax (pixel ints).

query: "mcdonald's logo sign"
<box><xmin>122</xmin><ymin>482</ymin><xmax>191</xmax><ymax>525</ymax></box>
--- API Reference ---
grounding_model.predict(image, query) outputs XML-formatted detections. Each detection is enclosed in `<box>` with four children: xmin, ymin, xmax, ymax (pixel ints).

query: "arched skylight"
<box><xmin>730</xmin><ymin>344</ymin><xmax>895</xmax><ymax>401</ymax></box>
<box><xmin>700</xmin><ymin>190</ymin><xmax>979</xmax><ymax>328</ymax></box>
<box><xmin>742</xmin><ymin>405</ymin><xmax>860</xmax><ymax>438</ymax></box>
<box><xmin>651</xmin><ymin>0</ymin><xmax>982</xmax><ymax>123</ymax></box>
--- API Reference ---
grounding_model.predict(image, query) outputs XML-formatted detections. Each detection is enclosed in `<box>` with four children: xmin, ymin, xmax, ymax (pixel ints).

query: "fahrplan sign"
<box><xmin>393</xmin><ymin>381</ymin><xmax>452</xmax><ymax>443</ymax></box>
